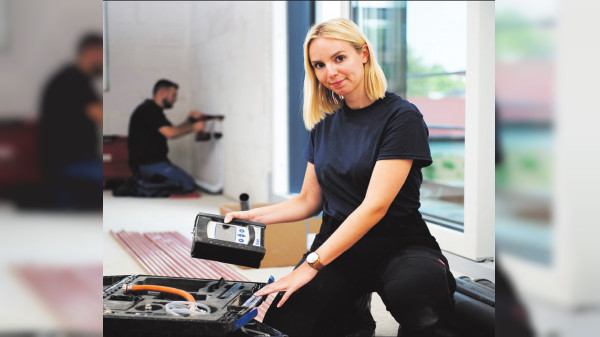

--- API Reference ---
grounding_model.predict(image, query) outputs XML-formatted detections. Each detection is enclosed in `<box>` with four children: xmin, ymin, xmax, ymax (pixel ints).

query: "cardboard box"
<box><xmin>308</xmin><ymin>215</ymin><xmax>321</xmax><ymax>233</ymax></box>
<box><xmin>219</xmin><ymin>203</ymin><xmax>322</xmax><ymax>268</ymax></box>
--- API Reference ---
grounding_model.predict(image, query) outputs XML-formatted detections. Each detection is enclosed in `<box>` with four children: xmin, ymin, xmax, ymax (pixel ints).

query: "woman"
<box><xmin>224</xmin><ymin>18</ymin><xmax>456</xmax><ymax>337</ymax></box>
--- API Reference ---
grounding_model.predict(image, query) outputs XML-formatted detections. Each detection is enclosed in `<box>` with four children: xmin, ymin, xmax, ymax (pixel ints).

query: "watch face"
<box><xmin>307</xmin><ymin>252</ymin><xmax>317</xmax><ymax>264</ymax></box>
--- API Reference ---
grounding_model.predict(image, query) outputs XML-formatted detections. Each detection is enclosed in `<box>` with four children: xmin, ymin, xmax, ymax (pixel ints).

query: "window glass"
<box><xmin>352</xmin><ymin>1</ymin><xmax>467</xmax><ymax>230</ymax></box>
<box><xmin>496</xmin><ymin>1</ymin><xmax>556</xmax><ymax>264</ymax></box>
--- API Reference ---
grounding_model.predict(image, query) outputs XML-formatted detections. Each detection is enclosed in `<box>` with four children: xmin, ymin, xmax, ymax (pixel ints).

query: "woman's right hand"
<box><xmin>223</xmin><ymin>210</ymin><xmax>255</xmax><ymax>224</ymax></box>
<box><xmin>223</xmin><ymin>163</ymin><xmax>323</xmax><ymax>226</ymax></box>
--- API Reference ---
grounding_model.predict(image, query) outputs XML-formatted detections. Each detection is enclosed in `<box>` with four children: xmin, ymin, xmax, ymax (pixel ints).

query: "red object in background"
<box><xmin>408</xmin><ymin>97</ymin><xmax>466</xmax><ymax>138</ymax></box>
<box><xmin>14</xmin><ymin>264</ymin><xmax>102</xmax><ymax>334</ymax></box>
<box><xmin>0</xmin><ymin>120</ymin><xmax>42</xmax><ymax>187</ymax></box>
<box><xmin>496</xmin><ymin>60</ymin><xmax>553</xmax><ymax>124</ymax></box>
<box><xmin>103</xmin><ymin>135</ymin><xmax>132</xmax><ymax>183</ymax></box>
<box><xmin>169</xmin><ymin>192</ymin><xmax>201</xmax><ymax>199</ymax></box>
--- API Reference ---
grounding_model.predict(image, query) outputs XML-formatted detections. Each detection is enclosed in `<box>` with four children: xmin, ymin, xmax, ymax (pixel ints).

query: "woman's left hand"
<box><xmin>254</xmin><ymin>262</ymin><xmax>319</xmax><ymax>307</ymax></box>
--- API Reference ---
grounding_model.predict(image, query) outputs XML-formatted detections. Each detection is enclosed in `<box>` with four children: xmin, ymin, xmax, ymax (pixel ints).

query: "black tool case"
<box><xmin>103</xmin><ymin>275</ymin><xmax>286</xmax><ymax>337</ymax></box>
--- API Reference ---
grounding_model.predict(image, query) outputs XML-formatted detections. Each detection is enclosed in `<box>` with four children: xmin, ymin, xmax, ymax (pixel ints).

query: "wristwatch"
<box><xmin>306</xmin><ymin>252</ymin><xmax>325</xmax><ymax>271</ymax></box>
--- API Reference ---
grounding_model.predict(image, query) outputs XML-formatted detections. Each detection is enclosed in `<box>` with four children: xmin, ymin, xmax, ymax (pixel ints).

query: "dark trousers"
<box><xmin>52</xmin><ymin>159</ymin><xmax>103</xmax><ymax>209</ymax></box>
<box><xmin>263</xmin><ymin>245</ymin><xmax>456</xmax><ymax>337</ymax></box>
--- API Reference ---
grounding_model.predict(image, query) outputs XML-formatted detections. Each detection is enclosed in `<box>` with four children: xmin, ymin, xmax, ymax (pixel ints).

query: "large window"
<box><xmin>352</xmin><ymin>1</ymin><xmax>467</xmax><ymax>231</ymax></box>
<box><xmin>495</xmin><ymin>2</ymin><xmax>555</xmax><ymax>263</ymax></box>
<box><xmin>294</xmin><ymin>2</ymin><xmax>494</xmax><ymax>262</ymax></box>
<box><xmin>352</xmin><ymin>2</ymin><xmax>494</xmax><ymax>261</ymax></box>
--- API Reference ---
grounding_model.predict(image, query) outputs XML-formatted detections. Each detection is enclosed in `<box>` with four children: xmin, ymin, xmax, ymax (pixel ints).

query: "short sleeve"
<box><xmin>303</xmin><ymin>127</ymin><xmax>316</xmax><ymax>164</ymax></box>
<box><xmin>79</xmin><ymin>76</ymin><xmax>99</xmax><ymax>107</ymax></box>
<box><xmin>377</xmin><ymin>109</ymin><xmax>432</xmax><ymax>168</ymax></box>
<box><xmin>46</xmin><ymin>69</ymin><xmax>99</xmax><ymax>120</ymax></box>
<box><xmin>145</xmin><ymin>107</ymin><xmax>172</xmax><ymax>130</ymax></box>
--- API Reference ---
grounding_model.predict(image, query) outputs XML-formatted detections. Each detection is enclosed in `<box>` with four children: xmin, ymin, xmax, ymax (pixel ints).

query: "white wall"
<box><xmin>104</xmin><ymin>1</ymin><xmax>196</xmax><ymax>175</ymax></box>
<box><xmin>104</xmin><ymin>1</ymin><xmax>276</xmax><ymax>201</ymax></box>
<box><xmin>190</xmin><ymin>1</ymin><xmax>274</xmax><ymax>201</ymax></box>
<box><xmin>0</xmin><ymin>0</ymin><xmax>102</xmax><ymax>118</ymax></box>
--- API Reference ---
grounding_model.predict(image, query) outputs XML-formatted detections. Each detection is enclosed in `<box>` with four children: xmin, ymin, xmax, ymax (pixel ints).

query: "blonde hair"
<box><xmin>302</xmin><ymin>18</ymin><xmax>387</xmax><ymax>130</ymax></box>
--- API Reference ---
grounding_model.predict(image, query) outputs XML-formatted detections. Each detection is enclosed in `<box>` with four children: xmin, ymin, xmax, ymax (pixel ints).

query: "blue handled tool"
<box><xmin>242</xmin><ymin>275</ymin><xmax>274</xmax><ymax>307</ymax></box>
<box><xmin>236</xmin><ymin>275</ymin><xmax>275</xmax><ymax>320</ymax></box>
<box><xmin>232</xmin><ymin>276</ymin><xmax>275</xmax><ymax>331</ymax></box>
<box><xmin>233</xmin><ymin>308</ymin><xmax>258</xmax><ymax>331</ymax></box>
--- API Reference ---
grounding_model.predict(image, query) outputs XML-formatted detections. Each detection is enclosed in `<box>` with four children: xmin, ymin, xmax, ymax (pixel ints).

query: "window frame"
<box><xmin>424</xmin><ymin>2</ymin><xmax>495</xmax><ymax>261</ymax></box>
<box><xmin>103</xmin><ymin>1</ymin><xmax>109</xmax><ymax>92</ymax></box>
<box><xmin>499</xmin><ymin>0</ymin><xmax>600</xmax><ymax>309</ymax></box>
<box><xmin>270</xmin><ymin>1</ymin><xmax>290</xmax><ymax>200</ymax></box>
<box><xmin>0</xmin><ymin>0</ymin><xmax>10</xmax><ymax>52</ymax></box>
<box><xmin>349</xmin><ymin>1</ymin><xmax>495</xmax><ymax>261</ymax></box>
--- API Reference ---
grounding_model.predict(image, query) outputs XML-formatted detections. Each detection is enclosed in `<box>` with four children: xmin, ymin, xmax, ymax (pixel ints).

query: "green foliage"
<box><xmin>495</xmin><ymin>9</ymin><xmax>555</xmax><ymax>59</ymax></box>
<box><xmin>405</xmin><ymin>48</ymin><xmax>465</xmax><ymax>97</ymax></box>
<box><xmin>425</xmin><ymin>155</ymin><xmax>464</xmax><ymax>184</ymax></box>
<box><xmin>423</xmin><ymin>164</ymin><xmax>436</xmax><ymax>180</ymax></box>
<box><xmin>442</xmin><ymin>160</ymin><xmax>455</xmax><ymax>170</ymax></box>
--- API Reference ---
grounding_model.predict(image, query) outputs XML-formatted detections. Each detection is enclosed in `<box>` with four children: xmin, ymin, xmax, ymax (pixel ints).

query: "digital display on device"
<box><xmin>207</xmin><ymin>221</ymin><xmax>251</xmax><ymax>244</ymax></box>
<box><xmin>213</xmin><ymin>222</ymin><xmax>237</xmax><ymax>241</ymax></box>
<box><xmin>191</xmin><ymin>213</ymin><xmax>266</xmax><ymax>268</ymax></box>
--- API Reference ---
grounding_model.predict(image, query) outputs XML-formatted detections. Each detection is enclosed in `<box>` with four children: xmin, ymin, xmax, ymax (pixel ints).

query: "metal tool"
<box><xmin>218</xmin><ymin>282</ymin><xmax>244</xmax><ymax>299</ymax></box>
<box><xmin>238</xmin><ymin>276</ymin><xmax>275</xmax><ymax>317</ymax></box>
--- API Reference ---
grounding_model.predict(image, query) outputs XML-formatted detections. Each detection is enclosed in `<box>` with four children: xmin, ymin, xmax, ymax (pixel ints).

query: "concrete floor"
<box><xmin>103</xmin><ymin>190</ymin><xmax>401</xmax><ymax>336</ymax></box>
<box><xmin>0</xmin><ymin>201</ymin><xmax>103</xmax><ymax>333</ymax></box>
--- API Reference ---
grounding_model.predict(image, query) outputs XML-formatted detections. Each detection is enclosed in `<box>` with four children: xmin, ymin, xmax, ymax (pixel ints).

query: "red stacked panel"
<box><xmin>102</xmin><ymin>135</ymin><xmax>132</xmax><ymax>181</ymax></box>
<box><xmin>0</xmin><ymin>120</ymin><xmax>41</xmax><ymax>187</ymax></box>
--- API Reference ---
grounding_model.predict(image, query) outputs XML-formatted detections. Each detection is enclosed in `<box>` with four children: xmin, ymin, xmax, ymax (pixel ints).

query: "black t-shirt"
<box><xmin>127</xmin><ymin>99</ymin><xmax>172</xmax><ymax>168</ymax></box>
<box><xmin>39</xmin><ymin>64</ymin><xmax>99</xmax><ymax>172</ymax></box>
<box><xmin>304</xmin><ymin>91</ymin><xmax>433</xmax><ymax>235</ymax></box>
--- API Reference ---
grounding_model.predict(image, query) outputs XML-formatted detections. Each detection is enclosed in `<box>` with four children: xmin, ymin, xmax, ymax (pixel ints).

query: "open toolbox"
<box><xmin>103</xmin><ymin>274</ymin><xmax>286</xmax><ymax>337</ymax></box>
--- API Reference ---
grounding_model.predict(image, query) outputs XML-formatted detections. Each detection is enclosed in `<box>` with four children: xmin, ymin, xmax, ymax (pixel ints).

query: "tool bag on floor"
<box><xmin>111</xmin><ymin>172</ymin><xmax>184</xmax><ymax>197</ymax></box>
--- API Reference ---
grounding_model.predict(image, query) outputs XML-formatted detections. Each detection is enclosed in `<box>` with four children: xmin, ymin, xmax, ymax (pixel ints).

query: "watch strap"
<box><xmin>307</xmin><ymin>253</ymin><xmax>325</xmax><ymax>271</ymax></box>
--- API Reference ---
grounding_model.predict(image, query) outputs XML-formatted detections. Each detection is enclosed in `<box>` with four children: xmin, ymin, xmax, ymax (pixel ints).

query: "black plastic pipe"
<box><xmin>475</xmin><ymin>278</ymin><xmax>495</xmax><ymax>290</ymax></box>
<box><xmin>457</xmin><ymin>276</ymin><xmax>495</xmax><ymax>297</ymax></box>
<box><xmin>451</xmin><ymin>292</ymin><xmax>495</xmax><ymax>336</ymax></box>
<box><xmin>455</xmin><ymin>277</ymin><xmax>495</xmax><ymax>307</ymax></box>
<box><xmin>239</xmin><ymin>193</ymin><xmax>250</xmax><ymax>211</ymax></box>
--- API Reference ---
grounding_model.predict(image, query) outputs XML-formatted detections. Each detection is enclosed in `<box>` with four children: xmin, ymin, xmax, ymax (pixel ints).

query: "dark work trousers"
<box><xmin>262</xmin><ymin>215</ymin><xmax>456</xmax><ymax>337</ymax></box>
